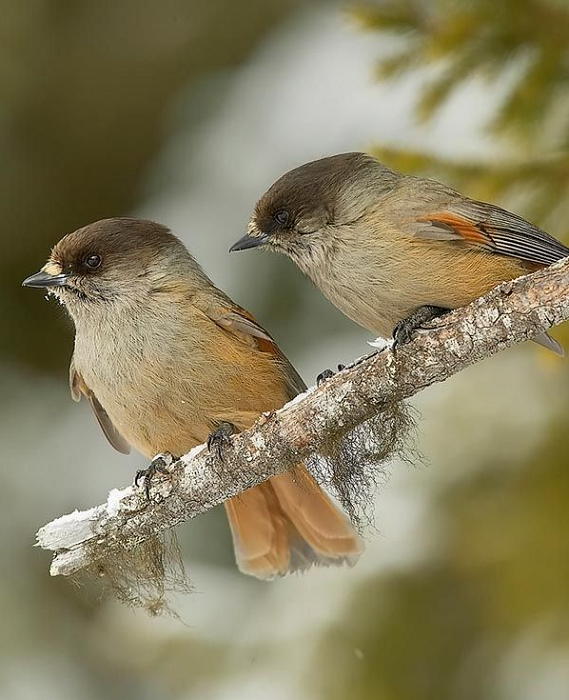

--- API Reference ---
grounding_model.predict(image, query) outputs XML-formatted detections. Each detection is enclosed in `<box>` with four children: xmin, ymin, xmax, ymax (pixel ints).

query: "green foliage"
<box><xmin>353</xmin><ymin>0</ymin><xmax>569</xmax><ymax>238</ymax></box>
<box><xmin>355</xmin><ymin>0</ymin><xmax>569</xmax><ymax>134</ymax></box>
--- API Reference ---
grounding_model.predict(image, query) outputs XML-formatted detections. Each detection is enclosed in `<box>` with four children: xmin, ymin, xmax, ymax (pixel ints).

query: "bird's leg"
<box><xmin>318</xmin><ymin>308</ymin><xmax>447</xmax><ymax>383</ymax></box>
<box><xmin>393</xmin><ymin>305</ymin><xmax>449</xmax><ymax>347</ymax></box>
<box><xmin>207</xmin><ymin>421</ymin><xmax>237</xmax><ymax>462</ymax></box>
<box><xmin>316</xmin><ymin>364</ymin><xmax>346</xmax><ymax>386</ymax></box>
<box><xmin>135</xmin><ymin>452</ymin><xmax>176</xmax><ymax>500</ymax></box>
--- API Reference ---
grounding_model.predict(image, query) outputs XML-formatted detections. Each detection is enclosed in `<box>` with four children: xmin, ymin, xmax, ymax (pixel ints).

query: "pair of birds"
<box><xmin>24</xmin><ymin>153</ymin><xmax>569</xmax><ymax>580</ymax></box>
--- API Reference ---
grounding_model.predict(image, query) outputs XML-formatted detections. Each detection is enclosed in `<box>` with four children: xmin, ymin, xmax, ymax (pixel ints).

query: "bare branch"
<box><xmin>37</xmin><ymin>258</ymin><xmax>569</xmax><ymax>578</ymax></box>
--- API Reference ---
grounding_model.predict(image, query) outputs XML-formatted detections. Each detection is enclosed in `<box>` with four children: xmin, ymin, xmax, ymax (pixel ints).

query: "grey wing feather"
<box><xmin>274</xmin><ymin>355</ymin><xmax>307</xmax><ymax>398</ymax></box>
<box><xmin>215</xmin><ymin>311</ymin><xmax>274</xmax><ymax>342</ymax></box>
<box><xmin>87</xmin><ymin>394</ymin><xmax>131</xmax><ymax>454</ymax></box>
<box><xmin>69</xmin><ymin>360</ymin><xmax>131</xmax><ymax>454</ymax></box>
<box><xmin>410</xmin><ymin>176</ymin><xmax>569</xmax><ymax>265</ymax></box>
<box><xmin>69</xmin><ymin>359</ymin><xmax>82</xmax><ymax>402</ymax></box>
<box><xmin>455</xmin><ymin>199</ymin><xmax>569</xmax><ymax>266</ymax></box>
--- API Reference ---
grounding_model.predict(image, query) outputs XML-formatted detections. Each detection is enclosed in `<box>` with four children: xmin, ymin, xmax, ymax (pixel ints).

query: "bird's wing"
<box><xmin>410</xmin><ymin>191</ymin><xmax>569</xmax><ymax>266</ymax></box>
<box><xmin>69</xmin><ymin>358</ymin><xmax>131</xmax><ymax>454</ymax></box>
<box><xmin>193</xmin><ymin>292</ymin><xmax>306</xmax><ymax>398</ymax></box>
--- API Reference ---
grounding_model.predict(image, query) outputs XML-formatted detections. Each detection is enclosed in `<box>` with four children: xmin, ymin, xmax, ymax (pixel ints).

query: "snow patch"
<box><xmin>368</xmin><ymin>336</ymin><xmax>393</xmax><ymax>351</ymax></box>
<box><xmin>106</xmin><ymin>487</ymin><xmax>129</xmax><ymax>517</ymax></box>
<box><xmin>182</xmin><ymin>443</ymin><xmax>206</xmax><ymax>462</ymax></box>
<box><xmin>281</xmin><ymin>385</ymin><xmax>316</xmax><ymax>409</ymax></box>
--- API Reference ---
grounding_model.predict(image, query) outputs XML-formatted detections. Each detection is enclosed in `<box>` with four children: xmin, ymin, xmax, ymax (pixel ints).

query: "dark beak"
<box><xmin>229</xmin><ymin>232</ymin><xmax>270</xmax><ymax>252</ymax></box>
<box><xmin>22</xmin><ymin>271</ymin><xmax>70</xmax><ymax>289</ymax></box>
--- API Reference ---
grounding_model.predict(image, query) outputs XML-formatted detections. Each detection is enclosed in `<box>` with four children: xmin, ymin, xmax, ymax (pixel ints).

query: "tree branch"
<box><xmin>37</xmin><ymin>258</ymin><xmax>569</xmax><ymax>578</ymax></box>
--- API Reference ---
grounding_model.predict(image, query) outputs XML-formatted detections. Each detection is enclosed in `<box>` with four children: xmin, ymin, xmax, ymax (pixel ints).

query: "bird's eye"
<box><xmin>84</xmin><ymin>254</ymin><xmax>102</xmax><ymax>269</ymax></box>
<box><xmin>274</xmin><ymin>210</ymin><xmax>289</xmax><ymax>226</ymax></box>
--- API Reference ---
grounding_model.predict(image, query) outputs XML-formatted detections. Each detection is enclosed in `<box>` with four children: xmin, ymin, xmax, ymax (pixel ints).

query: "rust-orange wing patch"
<box><xmin>414</xmin><ymin>200</ymin><xmax>569</xmax><ymax>266</ymax></box>
<box><xmin>217</xmin><ymin>304</ymin><xmax>306</xmax><ymax>397</ymax></box>
<box><xmin>193</xmin><ymin>294</ymin><xmax>306</xmax><ymax>398</ymax></box>
<box><xmin>416</xmin><ymin>212</ymin><xmax>493</xmax><ymax>248</ymax></box>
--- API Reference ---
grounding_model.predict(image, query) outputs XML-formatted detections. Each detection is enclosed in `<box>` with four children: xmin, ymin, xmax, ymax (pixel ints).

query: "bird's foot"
<box><xmin>393</xmin><ymin>306</ymin><xmax>448</xmax><ymax>348</ymax></box>
<box><xmin>316</xmin><ymin>364</ymin><xmax>346</xmax><ymax>386</ymax></box>
<box><xmin>207</xmin><ymin>421</ymin><xmax>237</xmax><ymax>462</ymax></box>
<box><xmin>135</xmin><ymin>452</ymin><xmax>176</xmax><ymax>500</ymax></box>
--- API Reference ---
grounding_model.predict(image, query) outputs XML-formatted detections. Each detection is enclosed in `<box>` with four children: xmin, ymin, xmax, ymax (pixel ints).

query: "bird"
<box><xmin>23</xmin><ymin>217</ymin><xmax>363</xmax><ymax>579</ymax></box>
<box><xmin>231</xmin><ymin>152</ymin><xmax>569</xmax><ymax>354</ymax></box>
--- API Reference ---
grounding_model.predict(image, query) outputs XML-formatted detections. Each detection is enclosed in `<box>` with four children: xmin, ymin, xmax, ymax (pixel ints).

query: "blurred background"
<box><xmin>2</xmin><ymin>0</ymin><xmax>569</xmax><ymax>697</ymax></box>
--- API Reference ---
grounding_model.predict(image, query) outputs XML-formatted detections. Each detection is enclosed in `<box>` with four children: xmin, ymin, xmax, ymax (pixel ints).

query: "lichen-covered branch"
<box><xmin>37</xmin><ymin>258</ymin><xmax>569</xmax><ymax>578</ymax></box>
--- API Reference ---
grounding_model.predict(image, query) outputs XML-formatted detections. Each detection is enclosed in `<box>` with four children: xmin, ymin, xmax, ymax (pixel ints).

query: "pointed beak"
<box><xmin>229</xmin><ymin>232</ymin><xmax>270</xmax><ymax>253</ymax></box>
<box><xmin>22</xmin><ymin>270</ymin><xmax>71</xmax><ymax>289</ymax></box>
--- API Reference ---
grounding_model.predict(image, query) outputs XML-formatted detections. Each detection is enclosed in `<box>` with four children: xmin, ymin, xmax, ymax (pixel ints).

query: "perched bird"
<box><xmin>232</xmin><ymin>152</ymin><xmax>569</xmax><ymax>353</ymax></box>
<box><xmin>23</xmin><ymin>218</ymin><xmax>363</xmax><ymax>579</ymax></box>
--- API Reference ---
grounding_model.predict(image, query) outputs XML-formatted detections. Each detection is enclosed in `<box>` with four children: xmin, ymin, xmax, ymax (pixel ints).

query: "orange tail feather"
<box><xmin>224</xmin><ymin>464</ymin><xmax>363</xmax><ymax>580</ymax></box>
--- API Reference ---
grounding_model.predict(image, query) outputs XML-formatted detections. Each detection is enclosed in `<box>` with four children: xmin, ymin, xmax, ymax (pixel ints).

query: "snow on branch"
<box><xmin>37</xmin><ymin>258</ymin><xmax>569</xmax><ymax>579</ymax></box>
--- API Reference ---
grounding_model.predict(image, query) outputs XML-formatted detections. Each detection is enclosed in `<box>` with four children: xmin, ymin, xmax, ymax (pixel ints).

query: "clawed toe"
<box><xmin>393</xmin><ymin>305</ymin><xmax>449</xmax><ymax>349</ymax></box>
<box><xmin>135</xmin><ymin>452</ymin><xmax>175</xmax><ymax>499</ymax></box>
<box><xmin>207</xmin><ymin>421</ymin><xmax>237</xmax><ymax>462</ymax></box>
<box><xmin>317</xmin><ymin>369</ymin><xmax>335</xmax><ymax>385</ymax></box>
<box><xmin>316</xmin><ymin>364</ymin><xmax>346</xmax><ymax>386</ymax></box>
<box><xmin>393</xmin><ymin>320</ymin><xmax>415</xmax><ymax>348</ymax></box>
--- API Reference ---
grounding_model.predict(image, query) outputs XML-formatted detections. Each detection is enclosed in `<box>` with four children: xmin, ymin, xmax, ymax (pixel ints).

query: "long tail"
<box><xmin>224</xmin><ymin>464</ymin><xmax>364</xmax><ymax>580</ymax></box>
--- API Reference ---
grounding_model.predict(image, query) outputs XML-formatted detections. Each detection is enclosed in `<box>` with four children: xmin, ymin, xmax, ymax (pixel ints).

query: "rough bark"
<box><xmin>37</xmin><ymin>259</ymin><xmax>569</xmax><ymax>577</ymax></box>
